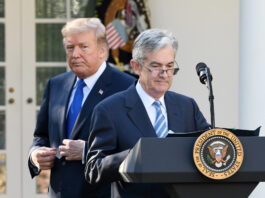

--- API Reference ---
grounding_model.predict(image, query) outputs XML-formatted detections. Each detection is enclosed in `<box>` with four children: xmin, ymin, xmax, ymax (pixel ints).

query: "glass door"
<box><xmin>22</xmin><ymin>0</ymin><xmax>67</xmax><ymax>197</ymax></box>
<box><xmin>22</xmin><ymin>0</ymin><xmax>92</xmax><ymax>197</ymax></box>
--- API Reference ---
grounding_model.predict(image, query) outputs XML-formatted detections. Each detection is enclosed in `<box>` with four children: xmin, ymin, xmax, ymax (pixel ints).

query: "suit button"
<box><xmin>62</xmin><ymin>161</ymin><xmax>66</xmax><ymax>166</ymax></box>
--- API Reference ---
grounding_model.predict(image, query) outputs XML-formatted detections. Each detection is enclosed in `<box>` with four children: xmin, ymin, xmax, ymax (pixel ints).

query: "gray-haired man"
<box><xmin>85</xmin><ymin>29</ymin><xmax>210</xmax><ymax>198</ymax></box>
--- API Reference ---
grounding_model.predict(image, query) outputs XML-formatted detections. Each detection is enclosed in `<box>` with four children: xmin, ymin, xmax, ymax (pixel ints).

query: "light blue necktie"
<box><xmin>153</xmin><ymin>101</ymin><xmax>168</xmax><ymax>138</ymax></box>
<box><xmin>67</xmin><ymin>79</ymin><xmax>86</xmax><ymax>138</ymax></box>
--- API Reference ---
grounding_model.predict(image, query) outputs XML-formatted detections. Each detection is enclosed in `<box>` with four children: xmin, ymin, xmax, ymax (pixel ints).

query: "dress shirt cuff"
<box><xmin>82</xmin><ymin>142</ymin><xmax>87</xmax><ymax>164</ymax></box>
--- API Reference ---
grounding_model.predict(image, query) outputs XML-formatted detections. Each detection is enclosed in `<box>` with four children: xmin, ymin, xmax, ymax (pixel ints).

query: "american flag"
<box><xmin>106</xmin><ymin>19</ymin><xmax>128</xmax><ymax>50</ymax></box>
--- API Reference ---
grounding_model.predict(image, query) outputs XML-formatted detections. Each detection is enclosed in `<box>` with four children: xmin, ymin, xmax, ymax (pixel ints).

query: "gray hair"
<box><xmin>132</xmin><ymin>29</ymin><xmax>178</xmax><ymax>65</ymax></box>
<box><xmin>61</xmin><ymin>18</ymin><xmax>109</xmax><ymax>57</ymax></box>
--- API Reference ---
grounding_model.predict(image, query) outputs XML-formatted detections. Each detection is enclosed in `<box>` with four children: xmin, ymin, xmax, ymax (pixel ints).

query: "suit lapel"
<box><xmin>57</xmin><ymin>72</ymin><xmax>76</xmax><ymax>141</ymax></box>
<box><xmin>125</xmin><ymin>85</ymin><xmax>157</xmax><ymax>138</ymax></box>
<box><xmin>165</xmin><ymin>92</ymin><xmax>181</xmax><ymax>132</ymax></box>
<box><xmin>70</xmin><ymin>65</ymin><xmax>113</xmax><ymax>139</ymax></box>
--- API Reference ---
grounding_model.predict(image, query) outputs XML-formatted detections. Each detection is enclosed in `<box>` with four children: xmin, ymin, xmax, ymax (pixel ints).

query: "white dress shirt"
<box><xmin>135</xmin><ymin>81</ymin><xmax>168</xmax><ymax>130</ymax></box>
<box><xmin>67</xmin><ymin>61</ymin><xmax>107</xmax><ymax>115</ymax></box>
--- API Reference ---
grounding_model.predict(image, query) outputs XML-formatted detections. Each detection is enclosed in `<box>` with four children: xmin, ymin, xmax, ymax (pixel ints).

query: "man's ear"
<box><xmin>98</xmin><ymin>46</ymin><xmax>106</xmax><ymax>60</ymax></box>
<box><xmin>130</xmin><ymin>59</ymin><xmax>141</xmax><ymax>75</ymax></box>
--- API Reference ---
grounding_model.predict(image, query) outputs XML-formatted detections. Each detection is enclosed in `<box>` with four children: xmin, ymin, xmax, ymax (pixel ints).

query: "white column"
<box><xmin>240</xmin><ymin>0</ymin><xmax>265</xmax><ymax>197</ymax></box>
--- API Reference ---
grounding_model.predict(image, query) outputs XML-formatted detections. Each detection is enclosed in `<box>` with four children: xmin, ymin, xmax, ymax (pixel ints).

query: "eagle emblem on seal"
<box><xmin>207</xmin><ymin>141</ymin><xmax>231</xmax><ymax>168</ymax></box>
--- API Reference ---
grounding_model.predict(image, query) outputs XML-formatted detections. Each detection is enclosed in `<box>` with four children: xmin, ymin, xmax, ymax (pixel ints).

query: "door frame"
<box><xmin>3</xmin><ymin>0</ymin><xmax>22</xmax><ymax>197</ymax></box>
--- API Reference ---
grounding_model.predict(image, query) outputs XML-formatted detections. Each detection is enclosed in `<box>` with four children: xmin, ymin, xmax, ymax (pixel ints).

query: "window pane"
<box><xmin>0</xmin><ymin>154</ymin><xmax>6</xmax><ymax>193</ymax></box>
<box><xmin>0</xmin><ymin>24</ymin><xmax>4</xmax><ymax>62</ymax></box>
<box><xmin>36</xmin><ymin>24</ymin><xmax>65</xmax><ymax>62</ymax></box>
<box><xmin>0</xmin><ymin>67</ymin><xmax>5</xmax><ymax>105</ymax></box>
<box><xmin>36</xmin><ymin>0</ymin><xmax>66</xmax><ymax>18</ymax></box>
<box><xmin>0</xmin><ymin>111</ymin><xmax>5</xmax><ymax>149</ymax></box>
<box><xmin>0</xmin><ymin>0</ymin><xmax>4</xmax><ymax>18</ymax></box>
<box><xmin>36</xmin><ymin>67</ymin><xmax>66</xmax><ymax>105</ymax></box>
<box><xmin>71</xmin><ymin>0</ymin><xmax>95</xmax><ymax>18</ymax></box>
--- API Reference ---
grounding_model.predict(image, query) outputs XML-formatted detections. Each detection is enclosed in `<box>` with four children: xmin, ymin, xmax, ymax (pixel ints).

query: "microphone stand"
<box><xmin>205</xmin><ymin>67</ymin><xmax>215</xmax><ymax>129</ymax></box>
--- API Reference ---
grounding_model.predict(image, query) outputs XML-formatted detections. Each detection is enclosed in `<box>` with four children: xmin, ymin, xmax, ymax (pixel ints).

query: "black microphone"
<box><xmin>196</xmin><ymin>62</ymin><xmax>212</xmax><ymax>84</ymax></box>
<box><xmin>195</xmin><ymin>62</ymin><xmax>215</xmax><ymax>128</ymax></box>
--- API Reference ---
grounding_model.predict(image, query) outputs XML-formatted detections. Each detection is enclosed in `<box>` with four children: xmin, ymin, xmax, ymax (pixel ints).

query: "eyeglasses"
<box><xmin>141</xmin><ymin>61</ymin><xmax>180</xmax><ymax>77</ymax></box>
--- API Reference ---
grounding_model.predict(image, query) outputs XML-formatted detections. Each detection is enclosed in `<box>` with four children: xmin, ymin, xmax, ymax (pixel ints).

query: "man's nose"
<box><xmin>160</xmin><ymin>68</ymin><xmax>169</xmax><ymax>77</ymax></box>
<box><xmin>72</xmin><ymin>47</ymin><xmax>81</xmax><ymax>58</ymax></box>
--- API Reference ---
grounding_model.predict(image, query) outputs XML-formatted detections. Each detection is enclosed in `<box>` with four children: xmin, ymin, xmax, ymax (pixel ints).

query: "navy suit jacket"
<box><xmin>85</xmin><ymin>84</ymin><xmax>210</xmax><ymax>198</ymax></box>
<box><xmin>28</xmin><ymin>64</ymin><xmax>135</xmax><ymax>198</ymax></box>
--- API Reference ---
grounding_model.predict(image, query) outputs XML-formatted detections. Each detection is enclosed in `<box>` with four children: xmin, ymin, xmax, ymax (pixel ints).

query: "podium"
<box><xmin>119</xmin><ymin>136</ymin><xmax>265</xmax><ymax>198</ymax></box>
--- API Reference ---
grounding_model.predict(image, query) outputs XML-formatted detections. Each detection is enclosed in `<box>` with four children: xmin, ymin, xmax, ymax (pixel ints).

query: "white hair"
<box><xmin>132</xmin><ymin>29</ymin><xmax>178</xmax><ymax>65</ymax></box>
<box><xmin>61</xmin><ymin>18</ymin><xmax>109</xmax><ymax>58</ymax></box>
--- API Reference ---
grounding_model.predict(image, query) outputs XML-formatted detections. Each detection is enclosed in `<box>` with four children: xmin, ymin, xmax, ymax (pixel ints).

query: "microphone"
<box><xmin>195</xmin><ymin>62</ymin><xmax>215</xmax><ymax>128</ymax></box>
<box><xmin>196</xmin><ymin>62</ymin><xmax>212</xmax><ymax>84</ymax></box>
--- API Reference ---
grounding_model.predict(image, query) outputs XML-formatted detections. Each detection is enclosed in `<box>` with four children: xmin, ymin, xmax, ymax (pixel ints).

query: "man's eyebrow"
<box><xmin>66</xmin><ymin>41</ymin><xmax>87</xmax><ymax>45</ymax></box>
<box><xmin>149</xmin><ymin>61</ymin><xmax>175</xmax><ymax>65</ymax></box>
<box><xmin>149</xmin><ymin>61</ymin><xmax>162</xmax><ymax>65</ymax></box>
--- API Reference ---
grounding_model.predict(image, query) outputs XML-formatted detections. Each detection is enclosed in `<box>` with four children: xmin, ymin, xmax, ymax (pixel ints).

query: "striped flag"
<box><xmin>106</xmin><ymin>19</ymin><xmax>128</xmax><ymax>50</ymax></box>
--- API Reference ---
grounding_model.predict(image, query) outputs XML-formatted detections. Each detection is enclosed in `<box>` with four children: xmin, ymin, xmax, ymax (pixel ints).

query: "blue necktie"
<box><xmin>153</xmin><ymin>101</ymin><xmax>168</xmax><ymax>138</ymax></box>
<box><xmin>67</xmin><ymin>79</ymin><xmax>86</xmax><ymax>138</ymax></box>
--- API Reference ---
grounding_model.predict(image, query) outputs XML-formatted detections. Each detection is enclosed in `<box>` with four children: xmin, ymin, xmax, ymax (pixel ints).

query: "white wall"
<box><xmin>149</xmin><ymin>0</ymin><xmax>239</xmax><ymax>128</ymax></box>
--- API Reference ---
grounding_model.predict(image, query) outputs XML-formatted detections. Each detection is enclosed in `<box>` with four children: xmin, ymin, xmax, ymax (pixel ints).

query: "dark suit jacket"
<box><xmin>85</xmin><ymin>84</ymin><xmax>210</xmax><ymax>198</ymax></box>
<box><xmin>28</xmin><ymin>64</ymin><xmax>136</xmax><ymax>198</ymax></box>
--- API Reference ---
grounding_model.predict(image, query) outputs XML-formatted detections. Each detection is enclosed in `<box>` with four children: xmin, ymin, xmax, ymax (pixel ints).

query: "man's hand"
<box><xmin>59</xmin><ymin>139</ymin><xmax>85</xmax><ymax>161</ymax></box>
<box><xmin>31</xmin><ymin>147</ymin><xmax>56</xmax><ymax>170</ymax></box>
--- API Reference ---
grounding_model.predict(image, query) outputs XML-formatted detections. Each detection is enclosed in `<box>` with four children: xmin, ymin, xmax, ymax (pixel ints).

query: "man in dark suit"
<box><xmin>85</xmin><ymin>29</ymin><xmax>210</xmax><ymax>198</ymax></box>
<box><xmin>28</xmin><ymin>18</ymin><xmax>135</xmax><ymax>198</ymax></box>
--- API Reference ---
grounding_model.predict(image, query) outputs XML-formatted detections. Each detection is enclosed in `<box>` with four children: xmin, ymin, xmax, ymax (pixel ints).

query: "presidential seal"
<box><xmin>193</xmin><ymin>128</ymin><xmax>244</xmax><ymax>180</ymax></box>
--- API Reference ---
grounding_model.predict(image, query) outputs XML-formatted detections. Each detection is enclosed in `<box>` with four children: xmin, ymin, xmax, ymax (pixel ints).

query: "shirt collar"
<box><xmin>136</xmin><ymin>81</ymin><xmax>166</xmax><ymax>109</ymax></box>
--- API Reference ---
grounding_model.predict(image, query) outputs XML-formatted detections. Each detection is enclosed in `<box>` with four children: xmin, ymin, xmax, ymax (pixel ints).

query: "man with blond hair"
<box><xmin>28</xmin><ymin>18</ymin><xmax>135</xmax><ymax>198</ymax></box>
